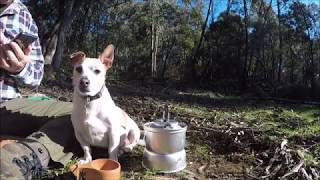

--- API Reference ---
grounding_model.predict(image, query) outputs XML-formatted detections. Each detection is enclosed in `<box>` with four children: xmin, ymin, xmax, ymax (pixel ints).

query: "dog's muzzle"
<box><xmin>79</xmin><ymin>77</ymin><xmax>90</xmax><ymax>92</ymax></box>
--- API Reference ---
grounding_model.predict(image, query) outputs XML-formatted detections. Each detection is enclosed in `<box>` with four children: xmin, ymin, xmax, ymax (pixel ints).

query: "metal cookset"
<box><xmin>142</xmin><ymin>111</ymin><xmax>187</xmax><ymax>173</ymax></box>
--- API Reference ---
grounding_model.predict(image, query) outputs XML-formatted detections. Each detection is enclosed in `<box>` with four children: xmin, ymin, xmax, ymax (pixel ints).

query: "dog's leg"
<box><xmin>75</xmin><ymin>131</ymin><xmax>92</xmax><ymax>164</ymax></box>
<box><xmin>123</xmin><ymin>122</ymin><xmax>141</xmax><ymax>152</ymax></box>
<box><xmin>108</xmin><ymin>129</ymin><xmax>120</xmax><ymax>161</ymax></box>
<box><xmin>79</xmin><ymin>145</ymin><xmax>92</xmax><ymax>164</ymax></box>
<box><xmin>122</xmin><ymin>130</ymin><xmax>139</xmax><ymax>152</ymax></box>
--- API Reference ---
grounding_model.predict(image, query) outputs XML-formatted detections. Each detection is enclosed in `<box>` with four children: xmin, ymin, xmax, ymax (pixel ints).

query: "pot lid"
<box><xmin>149</xmin><ymin>119</ymin><xmax>185</xmax><ymax>130</ymax></box>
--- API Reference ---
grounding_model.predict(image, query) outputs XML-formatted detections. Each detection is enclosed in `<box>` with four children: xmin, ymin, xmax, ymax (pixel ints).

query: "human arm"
<box><xmin>0</xmin><ymin>9</ymin><xmax>44</xmax><ymax>86</ymax></box>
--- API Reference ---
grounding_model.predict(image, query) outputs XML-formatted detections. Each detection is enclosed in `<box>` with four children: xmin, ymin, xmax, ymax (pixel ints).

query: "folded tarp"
<box><xmin>0</xmin><ymin>97</ymin><xmax>73</xmax><ymax>118</ymax></box>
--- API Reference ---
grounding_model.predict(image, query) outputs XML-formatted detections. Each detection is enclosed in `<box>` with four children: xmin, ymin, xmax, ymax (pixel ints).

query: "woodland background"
<box><xmin>23</xmin><ymin>0</ymin><xmax>320</xmax><ymax>100</ymax></box>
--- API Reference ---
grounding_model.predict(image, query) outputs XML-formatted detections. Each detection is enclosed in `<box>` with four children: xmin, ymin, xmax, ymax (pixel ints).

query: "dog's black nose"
<box><xmin>80</xmin><ymin>77</ymin><xmax>90</xmax><ymax>87</ymax></box>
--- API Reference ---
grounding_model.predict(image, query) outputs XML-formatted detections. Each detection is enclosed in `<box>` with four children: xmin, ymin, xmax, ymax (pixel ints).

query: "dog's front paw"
<box><xmin>123</xmin><ymin>144</ymin><xmax>134</xmax><ymax>152</ymax></box>
<box><xmin>78</xmin><ymin>157</ymin><xmax>92</xmax><ymax>164</ymax></box>
<box><xmin>118</xmin><ymin>145</ymin><xmax>133</xmax><ymax>157</ymax></box>
<box><xmin>118</xmin><ymin>149</ymin><xmax>126</xmax><ymax>156</ymax></box>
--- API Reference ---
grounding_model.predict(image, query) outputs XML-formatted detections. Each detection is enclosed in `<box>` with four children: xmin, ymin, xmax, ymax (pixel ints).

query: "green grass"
<box><xmin>175</xmin><ymin>170</ymin><xmax>189</xmax><ymax>179</ymax></box>
<box><xmin>174</xmin><ymin>103</ymin><xmax>234</xmax><ymax>123</ymax></box>
<box><xmin>194</xmin><ymin>144</ymin><xmax>211</xmax><ymax>160</ymax></box>
<box><xmin>42</xmin><ymin>158</ymin><xmax>78</xmax><ymax>179</ymax></box>
<box><xmin>186</xmin><ymin>90</ymin><xmax>226</xmax><ymax>99</ymax></box>
<box><xmin>297</xmin><ymin>150</ymin><xmax>320</xmax><ymax>166</ymax></box>
<box><xmin>296</xmin><ymin>108</ymin><xmax>320</xmax><ymax>122</ymax></box>
<box><xmin>142</xmin><ymin>167</ymin><xmax>158</xmax><ymax>178</ymax></box>
<box><xmin>243</xmin><ymin>107</ymin><xmax>320</xmax><ymax>137</ymax></box>
<box><xmin>172</xmin><ymin>100</ymin><xmax>320</xmax><ymax>138</ymax></box>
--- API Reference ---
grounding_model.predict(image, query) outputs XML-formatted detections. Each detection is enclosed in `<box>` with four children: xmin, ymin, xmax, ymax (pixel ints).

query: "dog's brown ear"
<box><xmin>70</xmin><ymin>51</ymin><xmax>86</xmax><ymax>65</ymax></box>
<box><xmin>99</xmin><ymin>44</ymin><xmax>114</xmax><ymax>70</ymax></box>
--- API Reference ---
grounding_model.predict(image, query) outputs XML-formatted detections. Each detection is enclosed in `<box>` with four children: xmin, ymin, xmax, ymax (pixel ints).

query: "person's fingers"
<box><xmin>0</xmin><ymin>58</ymin><xmax>10</xmax><ymax>69</ymax></box>
<box><xmin>0</xmin><ymin>45</ymin><xmax>5</xmax><ymax>59</ymax></box>
<box><xmin>2</xmin><ymin>44</ymin><xmax>19</xmax><ymax>63</ymax></box>
<box><xmin>0</xmin><ymin>33</ymin><xmax>5</xmax><ymax>44</ymax></box>
<box><xmin>0</xmin><ymin>33</ymin><xmax>9</xmax><ymax>44</ymax></box>
<box><xmin>5</xmin><ymin>49</ymin><xmax>18</xmax><ymax>62</ymax></box>
<box><xmin>0</xmin><ymin>43</ymin><xmax>28</xmax><ymax>73</ymax></box>
<box><xmin>0</xmin><ymin>59</ymin><xmax>4</xmax><ymax>67</ymax></box>
<box><xmin>9</xmin><ymin>41</ymin><xmax>25</xmax><ymax>60</ymax></box>
<box><xmin>0</xmin><ymin>46</ymin><xmax>14</xmax><ymax>70</ymax></box>
<box><xmin>23</xmin><ymin>45</ymin><xmax>32</xmax><ymax>55</ymax></box>
<box><xmin>0</xmin><ymin>58</ymin><xmax>4</xmax><ymax>67</ymax></box>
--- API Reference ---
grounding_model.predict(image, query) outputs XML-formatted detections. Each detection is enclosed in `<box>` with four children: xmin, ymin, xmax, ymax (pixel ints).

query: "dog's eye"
<box><xmin>75</xmin><ymin>66</ymin><xmax>83</xmax><ymax>74</ymax></box>
<box><xmin>94</xmin><ymin>69</ymin><xmax>101</xmax><ymax>74</ymax></box>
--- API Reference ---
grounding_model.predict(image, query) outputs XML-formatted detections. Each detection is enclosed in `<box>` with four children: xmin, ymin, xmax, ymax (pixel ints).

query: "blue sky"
<box><xmin>208</xmin><ymin>0</ymin><xmax>319</xmax><ymax>20</ymax></box>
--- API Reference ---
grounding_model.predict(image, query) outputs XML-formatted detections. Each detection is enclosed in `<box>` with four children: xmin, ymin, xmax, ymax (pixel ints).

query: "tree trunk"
<box><xmin>154</xmin><ymin>28</ymin><xmax>158</xmax><ymax>77</ymax></box>
<box><xmin>42</xmin><ymin>20</ymin><xmax>61</xmax><ymax>65</ymax></box>
<box><xmin>150</xmin><ymin>0</ymin><xmax>158</xmax><ymax>78</ymax></box>
<box><xmin>160</xmin><ymin>40</ymin><xmax>174</xmax><ymax>79</ymax></box>
<box><xmin>262</xmin><ymin>41</ymin><xmax>266</xmax><ymax>80</ymax></box>
<box><xmin>78</xmin><ymin>4</ymin><xmax>93</xmax><ymax>50</ymax></box>
<box><xmin>241</xmin><ymin>0</ymin><xmax>249</xmax><ymax>91</ymax></box>
<box><xmin>276</xmin><ymin>0</ymin><xmax>283</xmax><ymax>83</ymax></box>
<box><xmin>303</xmin><ymin>15</ymin><xmax>315</xmax><ymax>90</ymax></box>
<box><xmin>151</xmin><ymin>22</ymin><xmax>154</xmax><ymax>77</ymax></box>
<box><xmin>43</xmin><ymin>34</ymin><xmax>58</xmax><ymax>65</ymax></box>
<box><xmin>247</xmin><ymin>49</ymin><xmax>254</xmax><ymax>81</ymax></box>
<box><xmin>186</xmin><ymin>0</ymin><xmax>213</xmax><ymax>81</ymax></box>
<box><xmin>151</xmin><ymin>22</ymin><xmax>158</xmax><ymax>78</ymax></box>
<box><xmin>51</xmin><ymin>0</ymin><xmax>84</xmax><ymax>73</ymax></box>
<box><xmin>226</xmin><ymin>0</ymin><xmax>233</xmax><ymax>14</ymax></box>
<box><xmin>269</xmin><ymin>35</ymin><xmax>275</xmax><ymax>81</ymax></box>
<box><xmin>290</xmin><ymin>48</ymin><xmax>294</xmax><ymax>83</ymax></box>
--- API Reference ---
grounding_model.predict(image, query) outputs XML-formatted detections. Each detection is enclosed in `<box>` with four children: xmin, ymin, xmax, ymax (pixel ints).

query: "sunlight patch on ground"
<box><xmin>172</xmin><ymin>100</ymin><xmax>320</xmax><ymax>138</ymax></box>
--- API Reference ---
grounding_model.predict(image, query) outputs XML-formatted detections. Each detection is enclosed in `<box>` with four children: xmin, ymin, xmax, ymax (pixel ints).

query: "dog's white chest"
<box><xmin>84</xmin><ymin>117</ymin><xmax>109</xmax><ymax>147</ymax></box>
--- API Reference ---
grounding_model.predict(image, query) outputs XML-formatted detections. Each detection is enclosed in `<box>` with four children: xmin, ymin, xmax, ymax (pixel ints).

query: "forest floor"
<box><xmin>21</xmin><ymin>80</ymin><xmax>320</xmax><ymax>180</ymax></box>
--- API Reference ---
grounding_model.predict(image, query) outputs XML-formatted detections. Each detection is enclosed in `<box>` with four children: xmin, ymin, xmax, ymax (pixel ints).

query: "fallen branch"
<box><xmin>280</xmin><ymin>160</ymin><xmax>304</xmax><ymax>179</ymax></box>
<box><xmin>301</xmin><ymin>168</ymin><xmax>313</xmax><ymax>180</ymax></box>
<box><xmin>310</xmin><ymin>167</ymin><xmax>320</xmax><ymax>179</ymax></box>
<box><xmin>265</xmin><ymin>148</ymin><xmax>280</xmax><ymax>175</ymax></box>
<box><xmin>249</xmin><ymin>139</ymin><xmax>320</xmax><ymax>180</ymax></box>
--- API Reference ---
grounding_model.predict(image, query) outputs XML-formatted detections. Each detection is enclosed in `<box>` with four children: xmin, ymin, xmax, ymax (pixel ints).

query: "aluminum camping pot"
<box><xmin>142</xmin><ymin>118</ymin><xmax>187</xmax><ymax>173</ymax></box>
<box><xmin>142</xmin><ymin>149</ymin><xmax>186</xmax><ymax>173</ymax></box>
<box><xmin>144</xmin><ymin>119</ymin><xmax>187</xmax><ymax>154</ymax></box>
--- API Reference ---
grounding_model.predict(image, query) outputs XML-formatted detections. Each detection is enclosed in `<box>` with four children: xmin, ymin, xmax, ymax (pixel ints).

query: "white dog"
<box><xmin>70</xmin><ymin>45</ymin><xmax>140</xmax><ymax>164</ymax></box>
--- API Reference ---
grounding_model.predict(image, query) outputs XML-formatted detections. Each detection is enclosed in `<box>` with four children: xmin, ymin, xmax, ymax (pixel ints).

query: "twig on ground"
<box><xmin>280</xmin><ymin>160</ymin><xmax>304</xmax><ymax>179</ymax></box>
<box><xmin>301</xmin><ymin>168</ymin><xmax>313</xmax><ymax>180</ymax></box>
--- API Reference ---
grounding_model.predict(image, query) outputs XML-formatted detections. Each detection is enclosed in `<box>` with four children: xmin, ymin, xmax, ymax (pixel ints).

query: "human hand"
<box><xmin>0</xmin><ymin>32</ymin><xmax>10</xmax><ymax>44</ymax></box>
<box><xmin>0</xmin><ymin>41</ymin><xmax>31</xmax><ymax>74</ymax></box>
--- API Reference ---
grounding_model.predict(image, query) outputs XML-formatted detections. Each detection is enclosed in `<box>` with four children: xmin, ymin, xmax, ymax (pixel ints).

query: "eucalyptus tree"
<box><xmin>285</xmin><ymin>1</ymin><xmax>319</xmax><ymax>89</ymax></box>
<box><xmin>204</xmin><ymin>12</ymin><xmax>244</xmax><ymax>85</ymax></box>
<box><xmin>249</xmin><ymin>0</ymin><xmax>277</xmax><ymax>84</ymax></box>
